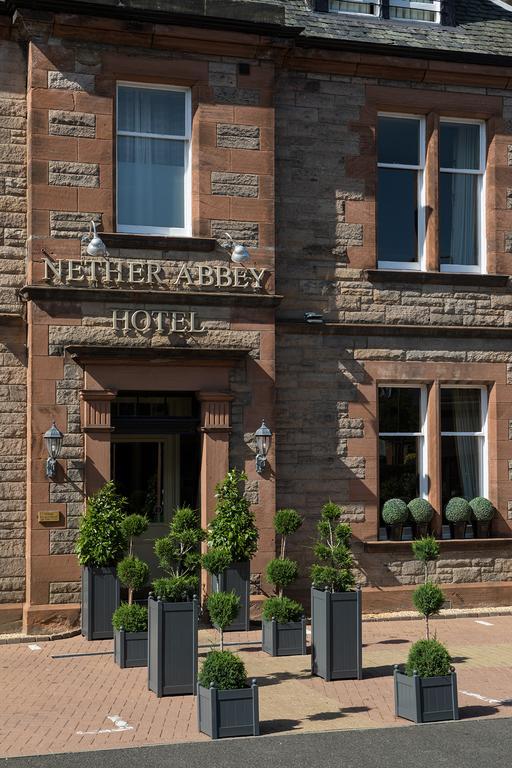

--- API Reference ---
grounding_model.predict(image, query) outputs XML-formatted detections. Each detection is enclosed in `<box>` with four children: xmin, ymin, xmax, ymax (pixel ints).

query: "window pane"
<box><xmin>329</xmin><ymin>0</ymin><xmax>377</xmax><ymax>13</ymax></box>
<box><xmin>440</xmin><ymin>123</ymin><xmax>481</xmax><ymax>170</ymax></box>
<box><xmin>379</xmin><ymin>387</ymin><xmax>421</xmax><ymax>433</ymax></box>
<box><xmin>118</xmin><ymin>86</ymin><xmax>186</xmax><ymax>136</ymax></box>
<box><xmin>117</xmin><ymin>136</ymin><xmax>185</xmax><ymax>230</ymax></box>
<box><xmin>379</xmin><ymin>436</ymin><xmax>420</xmax><ymax>505</ymax></box>
<box><xmin>441</xmin><ymin>389</ymin><xmax>482</xmax><ymax>433</ymax></box>
<box><xmin>441</xmin><ymin>436</ymin><xmax>480</xmax><ymax>507</ymax></box>
<box><xmin>378</xmin><ymin>117</ymin><xmax>420</xmax><ymax>166</ymax></box>
<box><xmin>113</xmin><ymin>441</ymin><xmax>163</xmax><ymax>523</ymax></box>
<box><xmin>439</xmin><ymin>173</ymin><xmax>479</xmax><ymax>266</ymax></box>
<box><xmin>378</xmin><ymin>168</ymin><xmax>418</xmax><ymax>263</ymax></box>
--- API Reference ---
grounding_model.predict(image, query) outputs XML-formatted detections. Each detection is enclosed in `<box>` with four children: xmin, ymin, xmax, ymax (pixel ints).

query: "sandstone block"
<box><xmin>217</xmin><ymin>123</ymin><xmax>260</xmax><ymax>150</ymax></box>
<box><xmin>49</xmin><ymin>110</ymin><xmax>96</xmax><ymax>138</ymax></box>
<box><xmin>50</xmin><ymin>210</ymin><xmax>101</xmax><ymax>238</ymax></box>
<box><xmin>211</xmin><ymin>220</ymin><xmax>258</xmax><ymax>246</ymax></box>
<box><xmin>48</xmin><ymin>71</ymin><xmax>94</xmax><ymax>91</ymax></box>
<box><xmin>49</xmin><ymin>161</ymin><xmax>99</xmax><ymax>188</ymax></box>
<box><xmin>211</xmin><ymin>171</ymin><xmax>258</xmax><ymax>198</ymax></box>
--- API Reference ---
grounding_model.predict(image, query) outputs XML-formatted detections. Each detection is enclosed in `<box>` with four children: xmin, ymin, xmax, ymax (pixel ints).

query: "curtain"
<box><xmin>442</xmin><ymin>124</ymin><xmax>479</xmax><ymax>266</ymax></box>
<box><xmin>452</xmin><ymin>389</ymin><xmax>480</xmax><ymax>499</ymax></box>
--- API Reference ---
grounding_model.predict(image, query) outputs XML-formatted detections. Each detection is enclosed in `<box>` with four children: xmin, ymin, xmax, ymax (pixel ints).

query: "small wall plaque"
<box><xmin>38</xmin><ymin>510</ymin><xmax>61</xmax><ymax>523</ymax></box>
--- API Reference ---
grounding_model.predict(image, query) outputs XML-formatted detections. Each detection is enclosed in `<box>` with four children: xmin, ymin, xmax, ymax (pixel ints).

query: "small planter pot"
<box><xmin>394</xmin><ymin>666</ymin><xmax>459</xmax><ymax>724</ymax></box>
<box><xmin>262</xmin><ymin>617</ymin><xmax>307</xmax><ymax>657</ymax></box>
<box><xmin>148</xmin><ymin>595</ymin><xmax>198</xmax><ymax>697</ymax></box>
<box><xmin>114</xmin><ymin>628</ymin><xmax>148</xmax><ymax>669</ymax></box>
<box><xmin>81</xmin><ymin>566</ymin><xmax>120</xmax><ymax>641</ymax></box>
<box><xmin>412</xmin><ymin>522</ymin><xmax>430</xmax><ymax>539</ymax></box>
<box><xmin>449</xmin><ymin>522</ymin><xmax>467</xmax><ymax>539</ymax></box>
<box><xmin>311</xmin><ymin>587</ymin><xmax>362</xmax><ymax>681</ymax></box>
<box><xmin>386</xmin><ymin>524</ymin><xmax>404</xmax><ymax>541</ymax></box>
<box><xmin>197</xmin><ymin>681</ymin><xmax>259</xmax><ymax>739</ymax></box>
<box><xmin>211</xmin><ymin>561</ymin><xmax>250</xmax><ymax>632</ymax></box>
<box><xmin>471</xmin><ymin>520</ymin><xmax>492</xmax><ymax>539</ymax></box>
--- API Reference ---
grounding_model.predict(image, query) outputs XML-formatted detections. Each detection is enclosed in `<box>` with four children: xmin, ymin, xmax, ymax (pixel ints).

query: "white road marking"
<box><xmin>76</xmin><ymin>715</ymin><xmax>134</xmax><ymax>736</ymax></box>
<box><xmin>474</xmin><ymin>620</ymin><xmax>493</xmax><ymax>626</ymax></box>
<box><xmin>28</xmin><ymin>644</ymin><xmax>41</xmax><ymax>651</ymax></box>
<box><xmin>461</xmin><ymin>690</ymin><xmax>512</xmax><ymax>706</ymax></box>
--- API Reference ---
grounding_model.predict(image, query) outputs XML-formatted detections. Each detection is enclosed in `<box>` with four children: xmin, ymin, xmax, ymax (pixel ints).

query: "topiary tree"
<box><xmin>201</xmin><ymin>547</ymin><xmax>232</xmax><ymax>580</ymax></box>
<box><xmin>310</xmin><ymin>501</ymin><xmax>355</xmax><ymax>592</ymax></box>
<box><xmin>469</xmin><ymin>497</ymin><xmax>496</xmax><ymax>522</ymax></box>
<box><xmin>274</xmin><ymin>508</ymin><xmax>302</xmax><ymax>559</ymax></box>
<box><xmin>411</xmin><ymin>536</ymin><xmax>440</xmax><ymax>583</ymax></box>
<box><xmin>262</xmin><ymin>596</ymin><xmax>303</xmax><ymax>624</ymax></box>
<box><xmin>445</xmin><ymin>497</ymin><xmax>471</xmax><ymax>523</ymax></box>
<box><xmin>112</xmin><ymin>602</ymin><xmax>148</xmax><ymax>633</ymax></box>
<box><xmin>405</xmin><ymin>638</ymin><xmax>452</xmax><ymax>678</ymax></box>
<box><xmin>198</xmin><ymin>650</ymin><xmax>247</xmax><ymax>691</ymax></box>
<box><xmin>153</xmin><ymin>506</ymin><xmax>205</xmax><ymax>601</ymax></box>
<box><xmin>208</xmin><ymin>469</ymin><xmax>259</xmax><ymax>564</ymax></box>
<box><xmin>413</xmin><ymin>582</ymin><xmax>445</xmax><ymax>640</ymax></box>
<box><xmin>408</xmin><ymin>499</ymin><xmax>434</xmax><ymax>524</ymax></box>
<box><xmin>121</xmin><ymin>514</ymin><xmax>148</xmax><ymax>556</ymax></box>
<box><xmin>262</xmin><ymin>508</ymin><xmax>303</xmax><ymax>624</ymax></box>
<box><xmin>76</xmin><ymin>481</ymin><xmax>127</xmax><ymax>567</ymax></box>
<box><xmin>382</xmin><ymin>498</ymin><xmax>409</xmax><ymax>526</ymax></box>
<box><xmin>207</xmin><ymin>591</ymin><xmax>240</xmax><ymax>651</ymax></box>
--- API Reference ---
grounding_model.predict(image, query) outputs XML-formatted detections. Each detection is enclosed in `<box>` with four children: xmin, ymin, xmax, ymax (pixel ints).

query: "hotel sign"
<box><xmin>42</xmin><ymin>255</ymin><xmax>270</xmax><ymax>336</ymax></box>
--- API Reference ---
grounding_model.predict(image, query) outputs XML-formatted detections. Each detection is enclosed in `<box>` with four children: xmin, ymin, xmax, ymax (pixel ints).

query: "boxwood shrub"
<box><xmin>445</xmin><ymin>497</ymin><xmax>471</xmax><ymax>523</ymax></box>
<box><xmin>198</xmin><ymin>650</ymin><xmax>247</xmax><ymax>691</ymax></box>
<box><xmin>469</xmin><ymin>497</ymin><xmax>496</xmax><ymax>522</ymax></box>
<box><xmin>112</xmin><ymin>602</ymin><xmax>148</xmax><ymax>632</ymax></box>
<box><xmin>407</xmin><ymin>498</ymin><xmax>434</xmax><ymax>524</ymax></box>
<box><xmin>405</xmin><ymin>638</ymin><xmax>452</xmax><ymax>678</ymax></box>
<box><xmin>382</xmin><ymin>498</ymin><xmax>409</xmax><ymax>525</ymax></box>
<box><xmin>261</xmin><ymin>596</ymin><xmax>303</xmax><ymax>624</ymax></box>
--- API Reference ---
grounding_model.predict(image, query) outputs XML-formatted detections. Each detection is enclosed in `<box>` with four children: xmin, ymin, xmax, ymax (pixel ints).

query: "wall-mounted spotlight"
<box><xmin>221</xmin><ymin>232</ymin><xmax>250</xmax><ymax>264</ymax></box>
<box><xmin>81</xmin><ymin>220</ymin><xmax>107</xmax><ymax>258</ymax></box>
<box><xmin>255</xmin><ymin>419</ymin><xmax>272</xmax><ymax>474</ymax></box>
<box><xmin>305</xmin><ymin>312</ymin><xmax>324</xmax><ymax>324</ymax></box>
<box><xmin>44</xmin><ymin>421</ymin><xmax>63</xmax><ymax>481</ymax></box>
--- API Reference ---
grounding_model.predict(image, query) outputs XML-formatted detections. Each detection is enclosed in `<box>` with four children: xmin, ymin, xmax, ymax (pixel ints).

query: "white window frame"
<box><xmin>440</xmin><ymin>385</ymin><xmax>488</xmax><ymax>501</ymax></box>
<box><xmin>389</xmin><ymin>1</ymin><xmax>441</xmax><ymax>23</ymax></box>
<box><xmin>328</xmin><ymin>0</ymin><xmax>380</xmax><ymax>17</ymax></box>
<box><xmin>378</xmin><ymin>384</ymin><xmax>428</xmax><ymax>501</ymax></box>
<box><xmin>116</xmin><ymin>81</ymin><xmax>192</xmax><ymax>238</ymax></box>
<box><xmin>377</xmin><ymin>113</ymin><xmax>426</xmax><ymax>271</ymax></box>
<box><xmin>439</xmin><ymin>117</ymin><xmax>486</xmax><ymax>275</ymax></box>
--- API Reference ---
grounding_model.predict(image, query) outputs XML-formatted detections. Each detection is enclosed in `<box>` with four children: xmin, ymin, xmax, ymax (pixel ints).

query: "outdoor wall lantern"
<box><xmin>44</xmin><ymin>421</ymin><xmax>63</xmax><ymax>480</ymax></box>
<box><xmin>255</xmin><ymin>419</ymin><xmax>272</xmax><ymax>474</ymax></box>
<box><xmin>81</xmin><ymin>220</ymin><xmax>107</xmax><ymax>258</ymax></box>
<box><xmin>221</xmin><ymin>232</ymin><xmax>250</xmax><ymax>264</ymax></box>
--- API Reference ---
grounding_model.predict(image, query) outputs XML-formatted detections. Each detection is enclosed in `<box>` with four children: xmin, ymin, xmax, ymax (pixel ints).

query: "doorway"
<box><xmin>111</xmin><ymin>392</ymin><xmax>201</xmax><ymax>577</ymax></box>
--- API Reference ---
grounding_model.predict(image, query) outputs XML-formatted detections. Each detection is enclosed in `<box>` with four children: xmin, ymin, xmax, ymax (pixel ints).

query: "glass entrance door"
<box><xmin>112</xmin><ymin>435</ymin><xmax>179</xmax><ymax>577</ymax></box>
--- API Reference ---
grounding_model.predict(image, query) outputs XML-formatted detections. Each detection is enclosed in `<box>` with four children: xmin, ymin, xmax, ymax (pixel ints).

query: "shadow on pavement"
<box><xmin>260</xmin><ymin>718</ymin><xmax>302</xmax><ymax>734</ymax></box>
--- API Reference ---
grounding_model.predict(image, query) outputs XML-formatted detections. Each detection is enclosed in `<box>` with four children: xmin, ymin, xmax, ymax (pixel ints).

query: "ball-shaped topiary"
<box><xmin>117</xmin><ymin>556</ymin><xmax>149</xmax><ymax>595</ymax></box>
<box><xmin>274</xmin><ymin>508</ymin><xmax>303</xmax><ymax>538</ymax></box>
<box><xmin>198</xmin><ymin>650</ymin><xmax>247</xmax><ymax>691</ymax></box>
<box><xmin>201</xmin><ymin>547</ymin><xmax>232</xmax><ymax>576</ymax></box>
<box><xmin>382</xmin><ymin>498</ymin><xmax>409</xmax><ymax>526</ymax></box>
<box><xmin>411</xmin><ymin>536</ymin><xmax>440</xmax><ymax>565</ymax></box>
<box><xmin>112</xmin><ymin>602</ymin><xmax>148</xmax><ymax>633</ymax></box>
<box><xmin>121</xmin><ymin>514</ymin><xmax>149</xmax><ymax>542</ymax></box>
<box><xmin>407</xmin><ymin>498</ymin><xmax>434</xmax><ymax>524</ymax></box>
<box><xmin>261</xmin><ymin>596</ymin><xmax>303</xmax><ymax>624</ymax></box>
<box><xmin>265</xmin><ymin>558</ymin><xmax>298</xmax><ymax>592</ymax></box>
<box><xmin>405</xmin><ymin>638</ymin><xmax>452</xmax><ymax>678</ymax></box>
<box><xmin>413</xmin><ymin>581</ymin><xmax>445</xmax><ymax>639</ymax></box>
<box><xmin>207</xmin><ymin>591</ymin><xmax>241</xmax><ymax>651</ymax></box>
<box><xmin>469</xmin><ymin>497</ymin><xmax>496</xmax><ymax>522</ymax></box>
<box><xmin>152</xmin><ymin>575</ymin><xmax>198</xmax><ymax>602</ymax></box>
<box><xmin>445</xmin><ymin>497</ymin><xmax>471</xmax><ymax>523</ymax></box>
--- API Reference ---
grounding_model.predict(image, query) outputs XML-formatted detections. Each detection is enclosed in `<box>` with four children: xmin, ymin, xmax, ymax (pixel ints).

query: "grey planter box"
<box><xmin>262</xmin><ymin>617</ymin><xmax>307</xmax><ymax>657</ymax></box>
<box><xmin>212</xmin><ymin>561</ymin><xmax>250</xmax><ymax>632</ymax></box>
<box><xmin>81</xmin><ymin>566</ymin><xmax>120</xmax><ymax>641</ymax></box>
<box><xmin>311</xmin><ymin>587</ymin><xmax>362</xmax><ymax>681</ymax></box>
<box><xmin>394</xmin><ymin>667</ymin><xmax>459</xmax><ymax>723</ymax></box>
<box><xmin>148</xmin><ymin>595</ymin><xmax>198</xmax><ymax>697</ymax></box>
<box><xmin>114</xmin><ymin>628</ymin><xmax>148</xmax><ymax>669</ymax></box>
<box><xmin>197</xmin><ymin>681</ymin><xmax>259</xmax><ymax>739</ymax></box>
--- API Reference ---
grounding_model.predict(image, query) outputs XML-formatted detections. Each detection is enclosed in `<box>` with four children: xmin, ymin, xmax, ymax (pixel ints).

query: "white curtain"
<box><xmin>452</xmin><ymin>389</ymin><xmax>480</xmax><ymax>499</ymax></box>
<box><xmin>444</xmin><ymin>124</ymin><xmax>479</xmax><ymax>266</ymax></box>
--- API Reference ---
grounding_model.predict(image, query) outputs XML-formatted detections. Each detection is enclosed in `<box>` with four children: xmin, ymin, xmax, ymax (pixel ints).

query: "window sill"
<box><xmin>102</xmin><ymin>233</ymin><xmax>217</xmax><ymax>253</ymax></box>
<box><xmin>363</xmin><ymin>537</ymin><xmax>512</xmax><ymax>554</ymax></box>
<box><xmin>365</xmin><ymin>269</ymin><xmax>509</xmax><ymax>288</ymax></box>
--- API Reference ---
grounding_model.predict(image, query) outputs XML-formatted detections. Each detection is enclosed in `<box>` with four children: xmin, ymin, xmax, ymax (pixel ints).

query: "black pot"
<box><xmin>311</xmin><ymin>587</ymin><xmax>362</xmax><ymax>681</ymax></box>
<box><xmin>449</xmin><ymin>522</ymin><xmax>467</xmax><ymax>539</ymax></box>
<box><xmin>386</xmin><ymin>523</ymin><xmax>404</xmax><ymax>541</ymax></box>
<box><xmin>114</xmin><ymin>628</ymin><xmax>148</xmax><ymax>668</ymax></box>
<box><xmin>81</xmin><ymin>566</ymin><xmax>120</xmax><ymax>641</ymax></box>
<box><xmin>148</xmin><ymin>596</ymin><xmax>198</xmax><ymax>697</ymax></box>
<box><xmin>412</xmin><ymin>522</ymin><xmax>429</xmax><ymax>539</ymax></box>
<box><xmin>394</xmin><ymin>666</ymin><xmax>458</xmax><ymax>723</ymax></box>
<box><xmin>197</xmin><ymin>681</ymin><xmax>259</xmax><ymax>739</ymax></box>
<box><xmin>471</xmin><ymin>520</ymin><xmax>492</xmax><ymax>539</ymax></box>
<box><xmin>262</xmin><ymin>617</ymin><xmax>307</xmax><ymax>657</ymax></box>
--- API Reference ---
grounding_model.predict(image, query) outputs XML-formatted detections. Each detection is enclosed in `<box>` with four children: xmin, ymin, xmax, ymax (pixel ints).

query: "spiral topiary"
<box><xmin>407</xmin><ymin>498</ymin><xmax>434</xmax><ymax>524</ymax></box>
<box><xmin>444</xmin><ymin>497</ymin><xmax>471</xmax><ymax>523</ymax></box>
<box><xmin>382</xmin><ymin>498</ymin><xmax>409</xmax><ymax>525</ymax></box>
<box><xmin>469</xmin><ymin>497</ymin><xmax>496</xmax><ymax>522</ymax></box>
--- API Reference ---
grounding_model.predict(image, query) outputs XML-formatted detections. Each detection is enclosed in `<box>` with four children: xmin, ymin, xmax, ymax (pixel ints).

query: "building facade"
<box><xmin>2</xmin><ymin>0</ymin><xmax>512</xmax><ymax>633</ymax></box>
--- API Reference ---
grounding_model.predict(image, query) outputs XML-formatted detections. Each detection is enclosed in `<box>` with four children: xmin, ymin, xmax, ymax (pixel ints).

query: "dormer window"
<box><xmin>326</xmin><ymin>0</ymin><xmax>441</xmax><ymax>23</ymax></box>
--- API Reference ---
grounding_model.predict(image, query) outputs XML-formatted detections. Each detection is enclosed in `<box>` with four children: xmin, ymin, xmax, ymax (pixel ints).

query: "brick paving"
<box><xmin>3</xmin><ymin>615</ymin><xmax>512</xmax><ymax>758</ymax></box>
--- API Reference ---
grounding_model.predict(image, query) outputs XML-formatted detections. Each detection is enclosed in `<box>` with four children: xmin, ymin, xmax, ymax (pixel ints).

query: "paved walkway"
<box><xmin>2</xmin><ymin>614</ymin><xmax>512</xmax><ymax>758</ymax></box>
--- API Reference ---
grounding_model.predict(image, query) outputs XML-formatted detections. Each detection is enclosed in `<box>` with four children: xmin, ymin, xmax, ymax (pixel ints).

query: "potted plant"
<box><xmin>394</xmin><ymin>580</ymin><xmax>458</xmax><ymax>723</ymax></box>
<box><xmin>197</xmin><ymin>591</ymin><xmax>259</xmax><ymax>739</ymax></box>
<box><xmin>310</xmin><ymin>502</ymin><xmax>362</xmax><ymax>681</ymax></box>
<box><xmin>113</xmin><ymin>514</ymin><xmax>149</xmax><ymax>668</ymax></box>
<box><xmin>408</xmin><ymin>498</ymin><xmax>434</xmax><ymax>539</ymax></box>
<box><xmin>148</xmin><ymin>506</ymin><xmax>205</xmax><ymax>697</ymax></box>
<box><xmin>470</xmin><ymin>497</ymin><xmax>496</xmax><ymax>539</ymax></box>
<box><xmin>76</xmin><ymin>481</ymin><xmax>127</xmax><ymax>641</ymax></box>
<box><xmin>445</xmin><ymin>497</ymin><xmax>471</xmax><ymax>539</ymax></box>
<box><xmin>262</xmin><ymin>508</ymin><xmax>306</xmax><ymax>657</ymax></box>
<box><xmin>207</xmin><ymin>469</ymin><xmax>259</xmax><ymax>631</ymax></box>
<box><xmin>382</xmin><ymin>498</ymin><xmax>408</xmax><ymax>541</ymax></box>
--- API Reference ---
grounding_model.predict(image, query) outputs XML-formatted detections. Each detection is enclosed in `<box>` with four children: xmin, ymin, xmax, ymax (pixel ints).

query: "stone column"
<box><xmin>80</xmin><ymin>390</ymin><xmax>116</xmax><ymax>496</ymax></box>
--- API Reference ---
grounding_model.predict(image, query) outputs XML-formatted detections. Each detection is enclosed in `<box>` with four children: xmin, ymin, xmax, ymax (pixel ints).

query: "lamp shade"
<box><xmin>44</xmin><ymin>421</ymin><xmax>63</xmax><ymax>460</ymax></box>
<box><xmin>255</xmin><ymin>419</ymin><xmax>272</xmax><ymax>457</ymax></box>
